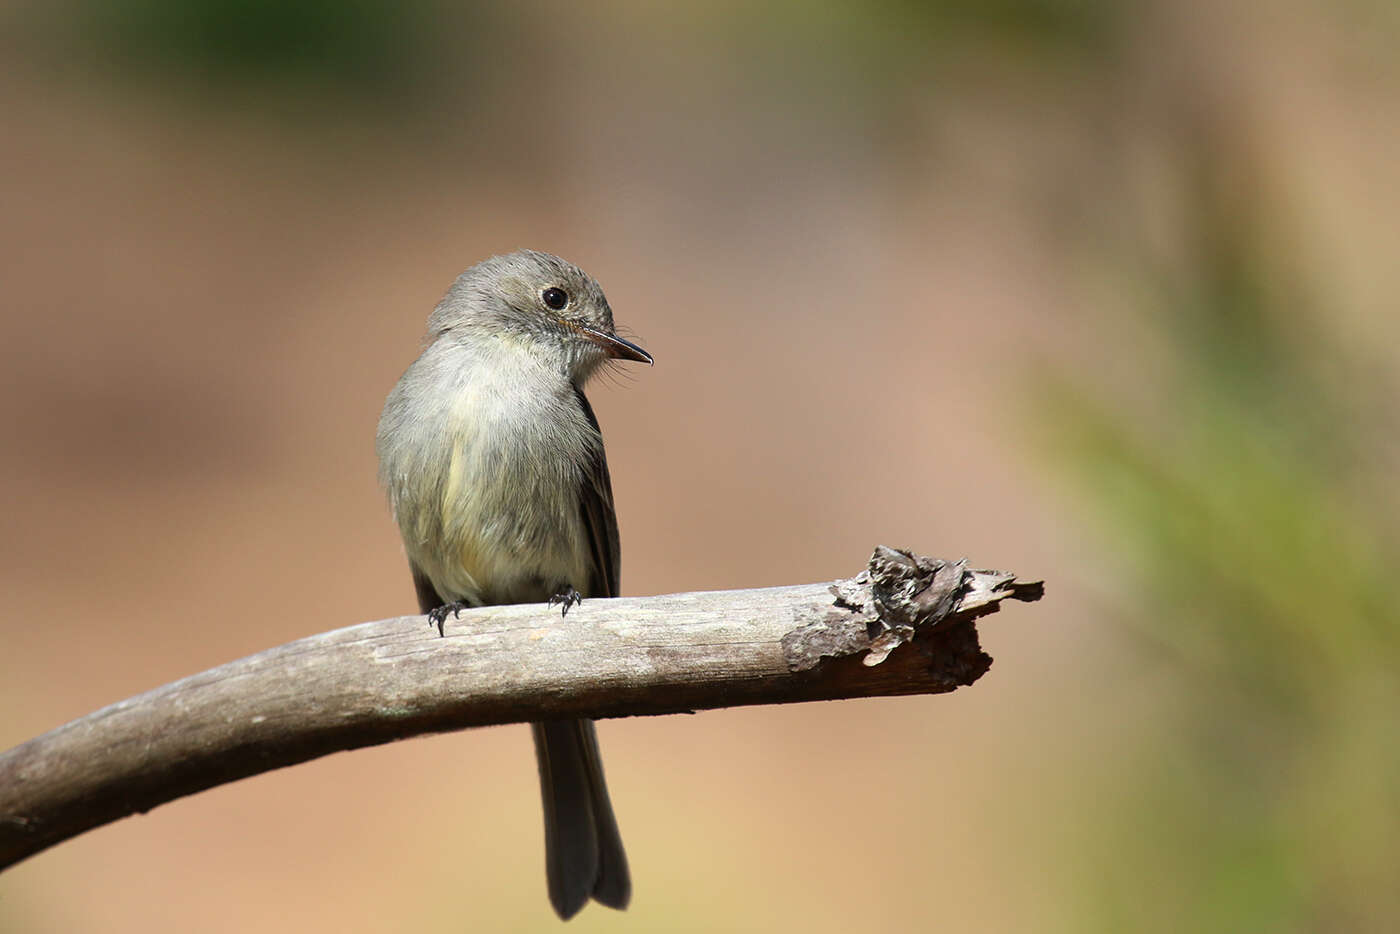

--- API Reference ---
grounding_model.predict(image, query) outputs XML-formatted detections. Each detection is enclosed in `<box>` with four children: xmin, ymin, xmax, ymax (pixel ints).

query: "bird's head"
<box><xmin>429</xmin><ymin>250</ymin><xmax>652</xmax><ymax>383</ymax></box>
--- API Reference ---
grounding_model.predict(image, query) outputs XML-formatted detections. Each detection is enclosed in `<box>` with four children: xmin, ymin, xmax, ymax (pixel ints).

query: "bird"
<box><xmin>375</xmin><ymin>250</ymin><xmax>651</xmax><ymax>919</ymax></box>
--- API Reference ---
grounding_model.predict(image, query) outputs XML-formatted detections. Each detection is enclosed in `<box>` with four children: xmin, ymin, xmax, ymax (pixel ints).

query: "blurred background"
<box><xmin>2</xmin><ymin>0</ymin><xmax>1397</xmax><ymax>930</ymax></box>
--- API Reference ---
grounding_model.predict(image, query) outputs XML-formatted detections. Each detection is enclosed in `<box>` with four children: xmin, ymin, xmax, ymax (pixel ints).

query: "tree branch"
<box><xmin>0</xmin><ymin>546</ymin><xmax>1041</xmax><ymax>871</ymax></box>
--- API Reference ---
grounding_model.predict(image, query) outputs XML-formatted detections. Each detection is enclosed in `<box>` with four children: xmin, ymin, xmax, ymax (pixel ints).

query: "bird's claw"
<box><xmin>548</xmin><ymin>588</ymin><xmax>582</xmax><ymax>617</ymax></box>
<box><xmin>427</xmin><ymin>601</ymin><xmax>471</xmax><ymax>637</ymax></box>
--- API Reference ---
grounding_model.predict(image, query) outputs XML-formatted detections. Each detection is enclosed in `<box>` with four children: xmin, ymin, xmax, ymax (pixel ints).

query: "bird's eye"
<box><xmin>542</xmin><ymin>287</ymin><xmax>569</xmax><ymax>311</ymax></box>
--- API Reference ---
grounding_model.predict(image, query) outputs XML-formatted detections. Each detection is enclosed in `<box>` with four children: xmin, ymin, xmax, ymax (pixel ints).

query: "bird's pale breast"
<box><xmin>378</xmin><ymin>337</ymin><xmax>597</xmax><ymax>607</ymax></box>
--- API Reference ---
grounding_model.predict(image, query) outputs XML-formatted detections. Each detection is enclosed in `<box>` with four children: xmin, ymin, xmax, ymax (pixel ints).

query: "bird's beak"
<box><xmin>583</xmin><ymin>327</ymin><xmax>653</xmax><ymax>365</ymax></box>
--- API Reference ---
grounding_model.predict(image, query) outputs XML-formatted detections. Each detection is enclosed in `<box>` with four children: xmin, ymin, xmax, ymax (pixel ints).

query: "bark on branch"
<box><xmin>0</xmin><ymin>546</ymin><xmax>1041</xmax><ymax>871</ymax></box>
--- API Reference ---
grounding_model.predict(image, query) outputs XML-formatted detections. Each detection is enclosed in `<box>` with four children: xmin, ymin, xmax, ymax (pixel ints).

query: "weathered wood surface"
<box><xmin>0</xmin><ymin>546</ymin><xmax>1041</xmax><ymax>870</ymax></box>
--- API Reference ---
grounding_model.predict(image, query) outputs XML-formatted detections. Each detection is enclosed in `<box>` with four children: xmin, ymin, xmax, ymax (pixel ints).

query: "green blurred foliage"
<box><xmin>14</xmin><ymin>0</ymin><xmax>1126</xmax><ymax>129</ymax></box>
<box><xmin>1043</xmin><ymin>126</ymin><xmax>1400</xmax><ymax>931</ymax></box>
<box><xmin>729</xmin><ymin>0</ymin><xmax>1117</xmax><ymax>58</ymax></box>
<box><xmin>882</xmin><ymin>0</ymin><xmax>1119</xmax><ymax>58</ymax></box>
<box><xmin>60</xmin><ymin>0</ymin><xmax>442</xmax><ymax>100</ymax></box>
<box><xmin>697</xmin><ymin>0</ymin><xmax>1121</xmax><ymax>102</ymax></box>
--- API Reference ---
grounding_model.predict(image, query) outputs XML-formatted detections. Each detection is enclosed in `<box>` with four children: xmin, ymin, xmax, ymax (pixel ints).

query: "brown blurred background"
<box><xmin>2</xmin><ymin>0</ymin><xmax>1398</xmax><ymax>931</ymax></box>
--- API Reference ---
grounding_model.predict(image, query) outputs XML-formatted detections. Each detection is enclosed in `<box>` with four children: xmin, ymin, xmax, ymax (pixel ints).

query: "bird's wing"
<box><xmin>411</xmin><ymin>564</ymin><xmax>445</xmax><ymax>614</ymax></box>
<box><xmin>573</xmin><ymin>386</ymin><xmax>621</xmax><ymax>599</ymax></box>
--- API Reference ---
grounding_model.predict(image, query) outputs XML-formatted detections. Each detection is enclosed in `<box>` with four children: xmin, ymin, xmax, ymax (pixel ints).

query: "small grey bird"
<box><xmin>375</xmin><ymin>250</ymin><xmax>651</xmax><ymax>920</ymax></box>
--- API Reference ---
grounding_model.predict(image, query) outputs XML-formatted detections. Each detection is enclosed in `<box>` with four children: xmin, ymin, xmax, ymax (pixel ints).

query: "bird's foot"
<box><xmin>548</xmin><ymin>588</ymin><xmax>582</xmax><ymax>617</ymax></box>
<box><xmin>427</xmin><ymin>601</ymin><xmax>471</xmax><ymax>637</ymax></box>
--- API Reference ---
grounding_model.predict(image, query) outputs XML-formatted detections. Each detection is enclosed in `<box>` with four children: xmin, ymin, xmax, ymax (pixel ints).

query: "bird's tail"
<box><xmin>532</xmin><ymin>719</ymin><xmax>631</xmax><ymax>920</ymax></box>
